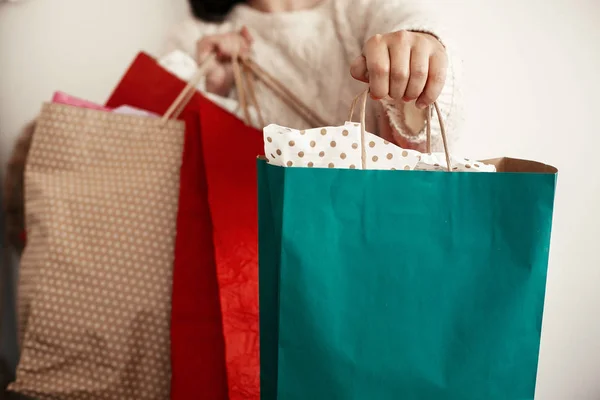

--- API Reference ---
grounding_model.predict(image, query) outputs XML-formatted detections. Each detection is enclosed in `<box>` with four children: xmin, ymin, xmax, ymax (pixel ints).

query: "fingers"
<box><xmin>206</xmin><ymin>64</ymin><xmax>235</xmax><ymax>97</ymax></box>
<box><xmin>363</xmin><ymin>34</ymin><xmax>390</xmax><ymax>99</ymax></box>
<box><xmin>195</xmin><ymin>39</ymin><xmax>220</xmax><ymax>74</ymax></box>
<box><xmin>350</xmin><ymin>56</ymin><xmax>368</xmax><ymax>83</ymax></box>
<box><xmin>214</xmin><ymin>32</ymin><xmax>251</xmax><ymax>59</ymax></box>
<box><xmin>196</xmin><ymin>36</ymin><xmax>218</xmax><ymax>63</ymax></box>
<box><xmin>403</xmin><ymin>49</ymin><xmax>429</xmax><ymax>103</ymax></box>
<box><xmin>350</xmin><ymin>31</ymin><xmax>448</xmax><ymax>107</ymax></box>
<box><xmin>417</xmin><ymin>52</ymin><xmax>447</xmax><ymax>109</ymax></box>
<box><xmin>388</xmin><ymin>40</ymin><xmax>410</xmax><ymax>101</ymax></box>
<box><xmin>196</xmin><ymin>29</ymin><xmax>253</xmax><ymax>64</ymax></box>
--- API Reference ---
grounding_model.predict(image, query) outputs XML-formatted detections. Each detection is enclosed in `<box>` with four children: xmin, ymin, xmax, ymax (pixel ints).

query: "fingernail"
<box><xmin>416</xmin><ymin>101</ymin><xmax>427</xmax><ymax>109</ymax></box>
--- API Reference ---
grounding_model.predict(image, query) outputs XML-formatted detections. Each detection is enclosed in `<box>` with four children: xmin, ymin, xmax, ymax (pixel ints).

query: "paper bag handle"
<box><xmin>349</xmin><ymin>90</ymin><xmax>452</xmax><ymax>171</ymax></box>
<box><xmin>232</xmin><ymin>56</ymin><xmax>265</xmax><ymax>127</ymax></box>
<box><xmin>236</xmin><ymin>57</ymin><xmax>329</xmax><ymax>128</ymax></box>
<box><xmin>162</xmin><ymin>56</ymin><xmax>451</xmax><ymax>171</ymax></box>
<box><xmin>160</xmin><ymin>53</ymin><xmax>216</xmax><ymax>124</ymax></box>
<box><xmin>160</xmin><ymin>52</ymin><xmax>326</xmax><ymax>128</ymax></box>
<box><xmin>427</xmin><ymin>102</ymin><xmax>451</xmax><ymax>171</ymax></box>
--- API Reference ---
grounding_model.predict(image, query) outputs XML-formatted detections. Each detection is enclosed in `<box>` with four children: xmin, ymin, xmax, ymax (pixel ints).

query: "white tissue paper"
<box><xmin>416</xmin><ymin>153</ymin><xmax>495</xmax><ymax>172</ymax></box>
<box><xmin>112</xmin><ymin>105</ymin><xmax>159</xmax><ymax>118</ymax></box>
<box><xmin>159</xmin><ymin>50</ymin><xmax>260</xmax><ymax>127</ymax></box>
<box><xmin>264</xmin><ymin>123</ymin><xmax>495</xmax><ymax>172</ymax></box>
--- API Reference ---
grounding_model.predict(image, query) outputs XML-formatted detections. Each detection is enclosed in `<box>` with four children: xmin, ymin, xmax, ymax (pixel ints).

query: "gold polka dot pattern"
<box><xmin>9</xmin><ymin>103</ymin><xmax>184</xmax><ymax>399</ymax></box>
<box><xmin>263</xmin><ymin>122</ymin><xmax>496</xmax><ymax>172</ymax></box>
<box><xmin>264</xmin><ymin>122</ymin><xmax>421</xmax><ymax>170</ymax></box>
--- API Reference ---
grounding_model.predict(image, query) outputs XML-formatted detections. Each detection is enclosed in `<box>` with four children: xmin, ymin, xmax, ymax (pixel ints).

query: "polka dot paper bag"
<box><xmin>8</xmin><ymin>103</ymin><xmax>184</xmax><ymax>399</ymax></box>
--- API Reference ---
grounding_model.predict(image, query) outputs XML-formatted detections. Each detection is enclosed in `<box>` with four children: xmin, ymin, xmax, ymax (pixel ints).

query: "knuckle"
<box><xmin>411</xmin><ymin>66</ymin><xmax>428</xmax><ymax>79</ymax></box>
<box><xmin>371</xmin><ymin>62</ymin><xmax>390</xmax><ymax>77</ymax></box>
<box><xmin>413</xmin><ymin>32</ymin><xmax>428</xmax><ymax>44</ymax></box>
<box><xmin>367</xmin><ymin>33</ymin><xmax>385</xmax><ymax>46</ymax></box>
<box><xmin>391</xmin><ymin>30</ymin><xmax>409</xmax><ymax>42</ymax></box>
<box><xmin>390</xmin><ymin>68</ymin><xmax>409</xmax><ymax>82</ymax></box>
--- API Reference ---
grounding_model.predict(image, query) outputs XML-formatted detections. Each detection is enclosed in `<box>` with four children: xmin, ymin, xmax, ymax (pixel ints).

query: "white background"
<box><xmin>1</xmin><ymin>0</ymin><xmax>599</xmax><ymax>398</ymax></box>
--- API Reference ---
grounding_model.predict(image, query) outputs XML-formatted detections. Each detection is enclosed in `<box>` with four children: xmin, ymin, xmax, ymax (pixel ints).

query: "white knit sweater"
<box><xmin>163</xmin><ymin>0</ymin><xmax>460</xmax><ymax>150</ymax></box>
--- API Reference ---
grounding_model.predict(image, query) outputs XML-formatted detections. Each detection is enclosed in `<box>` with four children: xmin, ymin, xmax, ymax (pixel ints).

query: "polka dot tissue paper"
<box><xmin>264</xmin><ymin>123</ymin><xmax>496</xmax><ymax>172</ymax></box>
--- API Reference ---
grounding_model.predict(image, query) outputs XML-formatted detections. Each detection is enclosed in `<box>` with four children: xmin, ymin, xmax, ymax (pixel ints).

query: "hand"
<box><xmin>350</xmin><ymin>31</ymin><xmax>447</xmax><ymax>109</ymax></box>
<box><xmin>196</xmin><ymin>27</ymin><xmax>253</xmax><ymax>96</ymax></box>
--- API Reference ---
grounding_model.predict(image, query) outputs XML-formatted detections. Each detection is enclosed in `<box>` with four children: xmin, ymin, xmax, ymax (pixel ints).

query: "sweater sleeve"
<box><xmin>344</xmin><ymin>0</ymin><xmax>462</xmax><ymax>152</ymax></box>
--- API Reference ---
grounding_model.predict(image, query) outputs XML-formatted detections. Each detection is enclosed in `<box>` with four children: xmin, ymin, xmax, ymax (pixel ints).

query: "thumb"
<box><xmin>350</xmin><ymin>55</ymin><xmax>369</xmax><ymax>83</ymax></box>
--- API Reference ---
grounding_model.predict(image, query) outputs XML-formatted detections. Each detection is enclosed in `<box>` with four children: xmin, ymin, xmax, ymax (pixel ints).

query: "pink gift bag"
<box><xmin>52</xmin><ymin>91</ymin><xmax>110</xmax><ymax>111</ymax></box>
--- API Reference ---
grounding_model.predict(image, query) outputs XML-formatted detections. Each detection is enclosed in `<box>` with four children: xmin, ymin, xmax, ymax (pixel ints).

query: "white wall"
<box><xmin>440</xmin><ymin>1</ymin><xmax>600</xmax><ymax>398</ymax></box>
<box><xmin>0</xmin><ymin>0</ymin><xmax>189</xmax><ymax>163</ymax></box>
<box><xmin>1</xmin><ymin>0</ymin><xmax>600</xmax><ymax>398</ymax></box>
<box><xmin>0</xmin><ymin>0</ymin><xmax>190</xmax><ymax>383</ymax></box>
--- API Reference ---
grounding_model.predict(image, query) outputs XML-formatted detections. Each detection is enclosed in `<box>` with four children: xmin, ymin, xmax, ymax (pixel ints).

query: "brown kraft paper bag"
<box><xmin>8</xmin><ymin>102</ymin><xmax>184</xmax><ymax>399</ymax></box>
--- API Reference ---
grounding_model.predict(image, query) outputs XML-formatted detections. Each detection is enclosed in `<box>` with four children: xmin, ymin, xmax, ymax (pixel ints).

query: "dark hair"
<box><xmin>189</xmin><ymin>0</ymin><xmax>246</xmax><ymax>22</ymax></box>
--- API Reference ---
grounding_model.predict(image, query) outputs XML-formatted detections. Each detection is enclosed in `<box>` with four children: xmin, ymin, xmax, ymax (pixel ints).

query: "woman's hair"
<box><xmin>189</xmin><ymin>0</ymin><xmax>246</xmax><ymax>22</ymax></box>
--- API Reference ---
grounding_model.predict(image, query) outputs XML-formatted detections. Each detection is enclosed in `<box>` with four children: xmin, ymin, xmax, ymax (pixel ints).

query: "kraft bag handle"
<box><xmin>348</xmin><ymin>90</ymin><xmax>452</xmax><ymax>171</ymax></box>
<box><xmin>238</xmin><ymin>57</ymin><xmax>329</xmax><ymax>128</ymax></box>
<box><xmin>237</xmin><ymin>56</ymin><xmax>451</xmax><ymax>171</ymax></box>
<box><xmin>162</xmin><ymin>55</ymin><xmax>451</xmax><ymax>171</ymax></box>
<box><xmin>160</xmin><ymin>53</ymin><xmax>217</xmax><ymax>124</ymax></box>
<box><xmin>232</xmin><ymin>55</ymin><xmax>266</xmax><ymax>127</ymax></box>
<box><xmin>162</xmin><ymin>53</ymin><xmax>327</xmax><ymax>129</ymax></box>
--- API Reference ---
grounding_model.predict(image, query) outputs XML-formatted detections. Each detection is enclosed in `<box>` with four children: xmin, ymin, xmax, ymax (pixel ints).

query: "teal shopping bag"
<box><xmin>258</xmin><ymin>156</ymin><xmax>557</xmax><ymax>400</ymax></box>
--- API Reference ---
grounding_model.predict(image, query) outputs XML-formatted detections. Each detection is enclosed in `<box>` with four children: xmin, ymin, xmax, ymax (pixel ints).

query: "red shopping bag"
<box><xmin>105</xmin><ymin>53</ymin><xmax>229</xmax><ymax>400</ymax></box>
<box><xmin>198</xmin><ymin>95</ymin><xmax>264</xmax><ymax>400</ymax></box>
